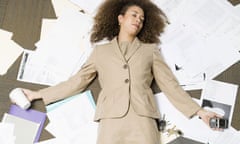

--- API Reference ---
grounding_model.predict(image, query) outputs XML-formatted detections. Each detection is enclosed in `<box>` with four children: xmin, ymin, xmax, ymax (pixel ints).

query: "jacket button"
<box><xmin>123</xmin><ymin>64</ymin><xmax>128</xmax><ymax>69</ymax></box>
<box><xmin>124</xmin><ymin>79</ymin><xmax>129</xmax><ymax>83</ymax></box>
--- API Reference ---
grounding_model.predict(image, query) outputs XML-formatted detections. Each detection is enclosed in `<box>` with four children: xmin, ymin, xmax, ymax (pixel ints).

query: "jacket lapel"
<box><xmin>125</xmin><ymin>37</ymin><xmax>141</xmax><ymax>61</ymax></box>
<box><xmin>111</xmin><ymin>37</ymin><xmax>141</xmax><ymax>62</ymax></box>
<box><xmin>111</xmin><ymin>37</ymin><xmax>126</xmax><ymax>62</ymax></box>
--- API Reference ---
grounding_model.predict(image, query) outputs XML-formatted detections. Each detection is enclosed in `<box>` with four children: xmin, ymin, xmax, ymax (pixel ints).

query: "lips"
<box><xmin>132</xmin><ymin>24</ymin><xmax>140</xmax><ymax>29</ymax></box>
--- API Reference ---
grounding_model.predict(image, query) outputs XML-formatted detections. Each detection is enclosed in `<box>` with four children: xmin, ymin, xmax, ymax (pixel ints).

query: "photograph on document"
<box><xmin>200</xmin><ymin>80</ymin><xmax>238</xmax><ymax>126</ymax></box>
<box><xmin>201</xmin><ymin>99</ymin><xmax>231</xmax><ymax>120</ymax></box>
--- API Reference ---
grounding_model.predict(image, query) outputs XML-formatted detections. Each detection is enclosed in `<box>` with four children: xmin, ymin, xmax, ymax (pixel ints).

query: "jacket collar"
<box><xmin>111</xmin><ymin>37</ymin><xmax>141</xmax><ymax>62</ymax></box>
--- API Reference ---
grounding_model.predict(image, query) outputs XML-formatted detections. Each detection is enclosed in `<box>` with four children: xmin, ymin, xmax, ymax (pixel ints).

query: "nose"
<box><xmin>136</xmin><ymin>17</ymin><xmax>142</xmax><ymax>24</ymax></box>
<box><xmin>136</xmin><ymin>18</ymin><xmax>140</xmax><ymax>23</ymax></box>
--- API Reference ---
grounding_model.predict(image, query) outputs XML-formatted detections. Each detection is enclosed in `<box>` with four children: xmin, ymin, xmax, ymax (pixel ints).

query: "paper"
<box><xmin>0</xmin><ymin>29</ymin><xmax>23</xmax><ymax>75</ymax></box>
<box><xmin>69</xmin><ymin>0</ymin><xmax>102</xmax><ymax>15</ymax></box>
<box><xmin>2</xmin><ymin>113</ymin><xmax>40</xmax><ymax>144</ymax></box>
<box><xmin>200</xmin><ymin>80</ymin><xmax>238</xmax><ymax>125</ymax></box>
<box><xmin>155</xmin><ymin>92</ymin><xmax>211</xmax><ymax>143</ymax></box>
<box><xmin>152</xmin><ymin>0</ymin><xmax>185</xmax><ymax>22</ymax></box>
<box><xmin>45</xmin><ymin>90</ymin><xmax>98</xmax><ymax>144</ymax></box>
<box><xmin>17</xmin><ymin>9</ymin><xmax>93</xmax><ymax>86</ymax></box>
<box><xmin>155</xmin><ymin>91</ymin><xmax>240</xmax><ymax>144</ymax></box>
<box><xmin>159</xmin><ymin>0</ymin><xmax>240</xmax><ymax>89</ymax></box>
<box><xmin>46</xmin><ymin>90</ymin><xmax>95</xmax><ymax>112</ymax></box>
<box><xmin>40</xmin><ymin>19</ymin><xmax>57</xmax><ymax>40</ymax></box>
<box><xmin>210</xmin><ymin>127</ymin><xmax>240</xmax><ymax>144</ymax></box>
<box><xmin>235</xmin><ymin>4</ymin><xmax>240</xmax><ymax>15</ymax></box>
<box><xmin>0</xmin><ymin>123</ymin><xmax>15</xmax><ymax>144</ymax></box>
<box><xmin>8</xmin><ymin>104</ymin><xmax>47</xmax><ymax>142</ymax></box>
<box><xmin>17</xmin><ymin>50</ymin><xmax>37</xmax><ymax>83</ymax></box>
<box><xmin>51</xmin><ymin>0</ymin><xmax>81</xmax><ymax>17</ymax></box>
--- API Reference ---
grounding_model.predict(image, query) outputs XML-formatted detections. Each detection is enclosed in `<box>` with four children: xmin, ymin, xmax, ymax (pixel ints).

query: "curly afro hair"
<box><xmin>90</xmin><ymin>0</ymin><xmax>167</xmax><ymax>44</ymax></box>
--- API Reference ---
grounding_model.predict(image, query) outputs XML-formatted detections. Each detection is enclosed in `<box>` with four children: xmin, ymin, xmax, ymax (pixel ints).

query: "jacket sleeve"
<box><xmin>152</xmin><ymin>46</ymin><xmax>201</xmax><ymax>118</ymax></box>
<box><xmin>39</xmin><ymin>48</ymin><xmax>97</xmax><ymax>105</ymax></box>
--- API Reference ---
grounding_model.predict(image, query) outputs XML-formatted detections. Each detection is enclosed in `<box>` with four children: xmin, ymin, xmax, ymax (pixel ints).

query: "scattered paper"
<box><xmin>160</xmin><ymin>0</ymin><xmax>240</xmax><ymax>89</ymax></box>
<box><xmin>69</xmin><ymin>0</ymin><xmax>102</xmax><ymax>15</ymax></box>
<box><xmin>2</xmin><ymin>113</ymin><xmax>40</xmax><ymax>144</ymax></box>
<box><xmin>155</xmin><ymin>92</ymin><xmax>240</xmax><ymax>144</ymax></box>
<box><xmin>0</xmin><ymin>29</ymin><xmax>23</xmax><ymax>75</ymax></box>
<box><xmin>45</xmin><ymin>91</ymin><xmax>98</xmax><ymax>144</ymax></box>
<box><xmin>0</xmin><ymin>123</ymin><xmax>16</xmax><ymax>144</ymax></box>
<box><xmin>200</xmin><ymin>80</ymin><xmax>238</xmax><ymax>126</ymax></box>
<box><xmin>17</xmin><ymin>9</ymin><xmax>93</xmax><ymax>86</ymax></box>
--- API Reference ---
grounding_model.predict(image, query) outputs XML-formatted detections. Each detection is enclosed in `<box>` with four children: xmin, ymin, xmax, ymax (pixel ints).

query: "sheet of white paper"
<box><xmin>52</xmin><ymin>0</ymin><xmax>81</xmax><ymax>17</ymax></box>
<box><xmin>235</xmin><ymin>3</ymin><xmax>240</xmax><ymax>15</ymax></box>
<box><xmin>17</xmin><ymin>49</ymin><xmax>68</xmax><ymax>85</ymax></box>
<box><xmin>69</xmin><ymin>0</ymin><xmax>102</xmax><ymax>15</ymax></box>
<box><xmin>0</xmin><ymin>29</ymin><xmax>23</xmax><ymax>75</ymax></box>
<box><xmin>201</xmin><ymin>36</ymin><xmax>239</xmax><ymax>80</ymax></box>
<box><xmin>40</xmin><ymin>19</ymin><xmax>57</xmax><ymax>40</ymax></box>
<box><xmin>161</xmin><ymin>21</ymin><xmax>239</xmax><ymax>78</ymax></box>
<box><xmin>0</xmin><ymin>123</ymin><xmax>15</xmax><ymax>144</ymax></box>
<box><xmin>161</xmin><ymin>24</ymin><xmax>207</xmax><ymax>77</ymax></box>
<box><xmin>210</xmin><ymin>127</ymin><xmax>240</xmax><ymax>144</ymax></box>
<box><xmin>182</xmin><ymin>82</ymin><xmax>205</xmax><ymax>91</ymax></box>
<box><xmin>63</xmin><ymin>122</ymin><xmax>98</xmax><ymax>144</ymax></box>
<box><xmin>200</xmin><ymin>80</ymin><xmax>238</xmax><ymax>125</ymax></box>
<box><xmin>171</xmin><ymin>0</ymin><xmax>236</xmax><ymax>34</ymax></box>
<box><xmin>2</xmin><ymin>113</ymin><xmax>40</xmax><ymax>144</ymax></box>
<box><xmin>152</xmin><ymin>0</ymin><xmax>186</xmax><ymax>22</ymax></box>
<box><xmin>46</xmin><ymin>91</ymin><xmax>98</xmax><ymax>144</ymax></box>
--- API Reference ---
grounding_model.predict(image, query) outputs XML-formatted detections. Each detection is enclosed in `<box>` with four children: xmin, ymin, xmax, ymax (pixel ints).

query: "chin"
<box><xmin>129</xmin><ymin>31</ymin><xmax>139</xmax><ymax>37</ymax></box>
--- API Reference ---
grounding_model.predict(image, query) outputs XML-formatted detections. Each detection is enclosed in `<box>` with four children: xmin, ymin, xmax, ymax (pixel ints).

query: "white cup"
<box><xmin>9</xmin><ymin>88</ymin><xmax>31</xmax><ymax>110</ymax></box>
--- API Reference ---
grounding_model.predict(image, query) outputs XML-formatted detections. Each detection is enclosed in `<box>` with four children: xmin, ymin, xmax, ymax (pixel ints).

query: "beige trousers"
<box><xmin>97</xmin><ymin>104</ymin><xmax>160</xmax><ymax>144</ymax></box>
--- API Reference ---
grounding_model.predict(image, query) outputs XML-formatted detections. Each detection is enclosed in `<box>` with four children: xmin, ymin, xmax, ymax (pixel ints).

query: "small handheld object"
<box><xmin>9</xmin><ymin>88</ymin><xmax>31</xmax><ymax>110</ymax></box>
<box><xmin>209</xmin><ymin>117</ymin><xmax>228</xmax><ymax>129</ymax></box>
<box><xmin>157</xmin><ymin>114</ymin><xmax>166</xmax><ymax>132</ymax></box>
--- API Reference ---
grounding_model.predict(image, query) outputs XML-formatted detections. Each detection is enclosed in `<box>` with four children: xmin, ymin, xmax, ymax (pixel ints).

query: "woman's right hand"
<box><xmin>21</xmin><ymin>88</ymin><xmax>42</xmax><ymax>102</ymax></box>
<box><xmin>197</xmin><ymin>108</ymin><xmax>223</xmax><ymax>131</ymax></box>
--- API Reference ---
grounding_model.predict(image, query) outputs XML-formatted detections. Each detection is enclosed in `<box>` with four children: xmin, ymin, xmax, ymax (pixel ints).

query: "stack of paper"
<box><xmin>0</xmin><ymin>105</ymin><xmax>47</xmax><ymax>144</ymax></box>
<box><xmin>1</xmin><ymin>113</ymin><xmax>40</xmax><ymax>144</ymax></box>
<box><xmin>157</xmin><ymin>0</ymin><xmax>240</xmax><ymax>89</ymax></box>
<box><xmin>8</xmin><ymin>105</ymin><xmax>47</xmax><ymax>142</ymax></box>
<box><xmin>37</xmin><ymin>90</ymin><xmax>98</xmax><ymax>144</ymax></box>
<box><xmin>17</xmin><ymin>9</ymin><xmax>93</xmax><ymax>86</ymax></box>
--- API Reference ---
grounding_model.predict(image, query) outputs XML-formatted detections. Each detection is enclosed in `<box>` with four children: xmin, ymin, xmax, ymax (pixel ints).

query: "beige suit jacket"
<box><xmin>39</xmin><ymin>37</ymin><xmax>201</xmax><ymax>121</ymax></box>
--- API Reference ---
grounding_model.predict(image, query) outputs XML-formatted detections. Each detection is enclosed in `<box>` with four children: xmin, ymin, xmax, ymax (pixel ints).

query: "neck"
<box><xmin>118</xmin><ymin>31</ymin><xmax>135</xmax><ymax>43</ymax></box>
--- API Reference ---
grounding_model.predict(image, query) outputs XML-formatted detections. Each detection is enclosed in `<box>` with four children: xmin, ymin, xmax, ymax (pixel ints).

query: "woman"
<box><xmin>21</xmin><ymin>0</ymin><xmax>221</xmax><ymax>143</ymax></box>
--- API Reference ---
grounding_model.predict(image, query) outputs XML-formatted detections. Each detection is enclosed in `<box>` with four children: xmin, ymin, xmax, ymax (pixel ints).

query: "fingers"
<box><xmin>199</xmin><ymin>110</ymin><xmax>225</xmax><ymax>131</ymax></box>
<box><xmin>21</xmin><ymin>88</ymin><xmax>42</xmax><ymax>101</ymax></box>
<box><xmin>214</xmin><ymin>128</ymin><xmax>224</xmax><ymax>131</ymax></box>
<box><xmin>215</xmin><ymin>113</ymin><xmax>224</xmax><ymax>118</ymax></box>
<box><xmin>211</xmin><ymin>126</ymin><xmax>224</xmax><ymax>131</ymax></box>
<box><xmin>21</xmin><ymin>88</ymin><xmax>30</xmax><ymax>95</ymax></box>
<box><xmin>21</xmin><ymin>88</ymin><xmax>34</xmax><ymax>102</ymax></box>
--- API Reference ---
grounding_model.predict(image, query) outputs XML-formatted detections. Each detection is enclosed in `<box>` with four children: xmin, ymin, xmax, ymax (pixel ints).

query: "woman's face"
<box><xmin>118</xmin><ymin>5</ymin><xmax>145</xmax><ymax>36</ymax></box>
